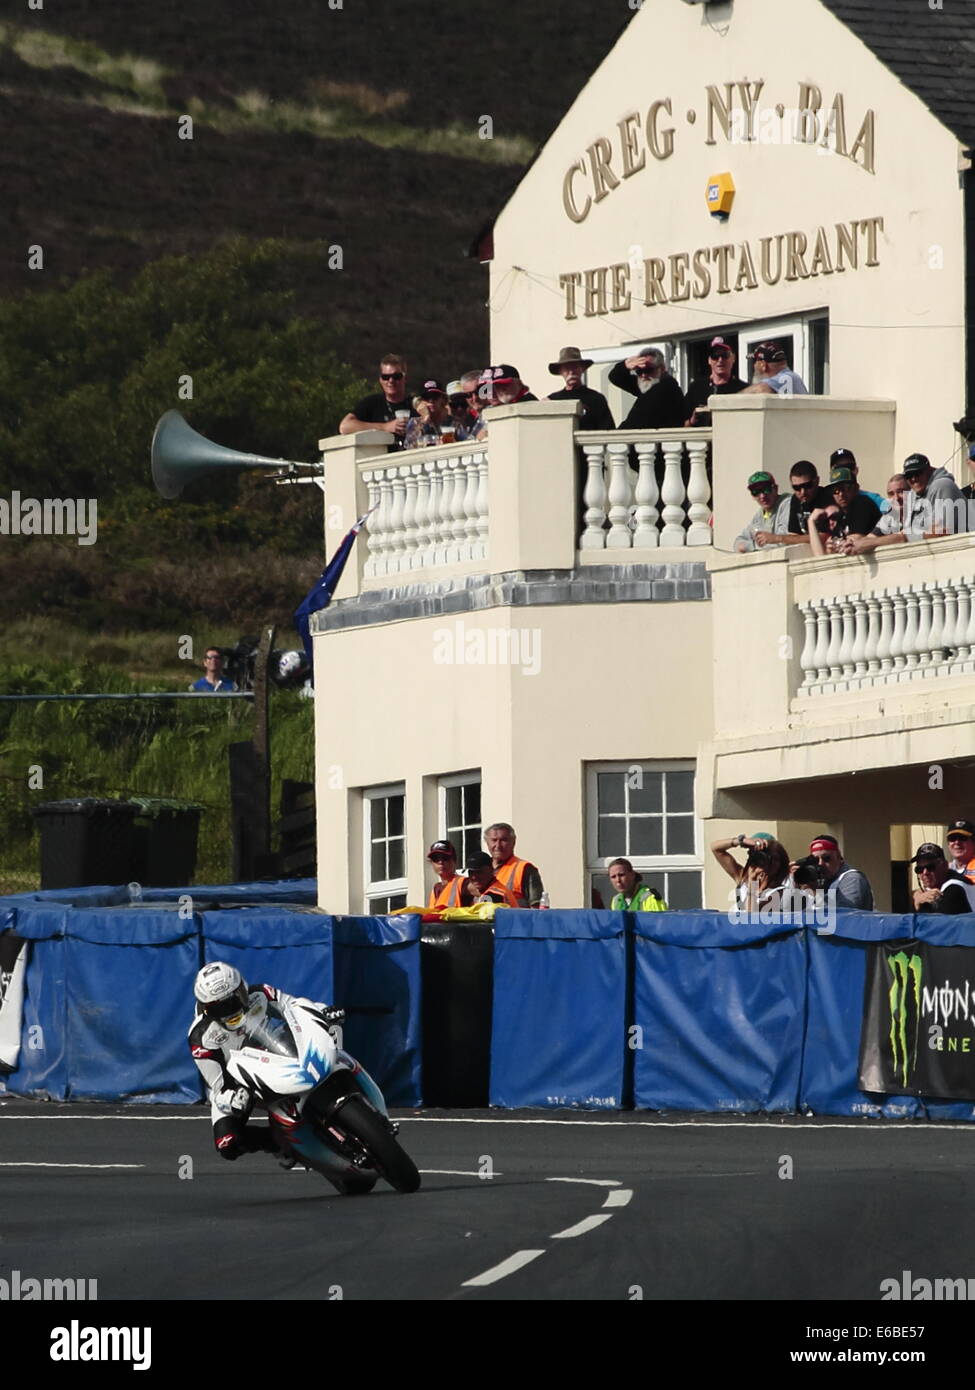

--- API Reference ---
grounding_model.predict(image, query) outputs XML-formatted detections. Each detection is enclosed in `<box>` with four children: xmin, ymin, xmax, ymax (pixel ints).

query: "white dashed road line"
<box><xmin>462</xmin><ymin>1250</ymin><xmax>545</xmax><ymax>1287</ymax></box>
<box><xmin>551</xmin><ymin>1213</ymin><xmax>614</xmax><ymax>1239</ymax></box>
<box><xmin>0</xmin><ymin>1161</ymin><xmax>145</xmax><ymax>1169</ymax></box>
<box><xmin>420</xmin><ymin>1169</ymin><xmax>500</xmax><ymax>1178</ymax></box>
<box><xmin>602</xmin><ymin>1188</ymin><xmax>633</xmax><ymax>1208</ymax></box>
<box><xmin>546</xmin><ymin>1177</ymin><xmax>620</xmax><ymax>1187</ymax></box>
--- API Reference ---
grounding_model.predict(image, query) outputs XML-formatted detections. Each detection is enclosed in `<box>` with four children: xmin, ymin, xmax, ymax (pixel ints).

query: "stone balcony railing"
<box><xmin>577</xmin><ymin>429</ymin><xmax>712</xmax><ymax>552</ymax></box>
<box><xmin>360</xmin><ymin>441</ymin><xmax>488</xmax><ymax>579</ymax></box>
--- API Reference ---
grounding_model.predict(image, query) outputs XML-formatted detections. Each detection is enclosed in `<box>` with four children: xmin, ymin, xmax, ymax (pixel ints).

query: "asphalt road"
<box><xmin>2</xmin><ymin>1100</ymin><xmax>974</xmax><ymax>1306</ymax></box>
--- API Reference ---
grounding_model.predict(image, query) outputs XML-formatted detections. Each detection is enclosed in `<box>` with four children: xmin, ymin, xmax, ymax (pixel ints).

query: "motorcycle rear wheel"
<box><xmin>335</xmin><ymin>1097</ymin><xmax>421</xmax><ymax>1194</ymax></box>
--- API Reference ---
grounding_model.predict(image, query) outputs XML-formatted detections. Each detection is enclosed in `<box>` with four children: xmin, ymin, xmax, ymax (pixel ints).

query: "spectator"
<box><xmin>753</xmin><ymin>460</ymin><xmax>829</xmax><ymax>548</ymax></box>
<box><xmin>427</xmin><ymin>839</ymin><xmax>466</xmax><ymax>910</ymax></box>
<box><xmin>339</xmin><ymin>354</ymin><xmax>415</xmax><ymax>445</ymax></box>
<box><xmin>962</xmin><ymin>443</ymin><xmax>975</xmax><ymax>502</ymax></box>
<box><xmin>911</xmin><ymin>843</ymin><xmax>975</xmax><ymax>913</ymax></box>
<box><xmin>711</xmin><ymin>831</ymin><xmax>791</xmax><ymax>912</ymax></box>
<box><xmin>403</xmin><ymin>380</ymin><xmax>451</xmax><ymax>449</ymax></box>
<box><xmin>946</xmin><ymin>821</ymin><xmax>975</xmax><ymax>881</ymax></box>
<box><xmin>547</xmin><ymin>347</ymin><xmax>615</xmax><ymax>430</ymax></box>
<box><xmin>446</xmin><ymin>381</ymin><xmax>477</xmax><ymax>442</ymax></box>
<box><xmin>684</xmin><ymin>336</ymin><xmax>747</xmax><ymax>425</ymax></box>
<box><xmin>792</xmin><ymin>834</ymin><xmax>873</xmax><ymax>909</ymax></box>
<box><xmin>609</xmin><ymin>347</ymin><xmax>687</xmax><ymax>429</ymax></box>
<box><xmin>607</xmin><ymin>858</ymin><xmax>666</xmax><ymax>911</ymax></box>
<box><xmin>734</xmin><ymin>471</ymin><xmax>780</xmax><ymax>553</ymax></box>
<box><xmin>475</xmin><ymin>367</ymin><xmax>538</xmax><ymax>440</ymax></box>
<box><xmin>484</xmin><ymin>822</ymin><xmax>544</xmax><ymax>908</ymax></box>
<box><xmin>828</xmin><ymin>448</ymin><xmax>888</xmax><ymax>514</ymax></box>
<box><xmin>806</xmin><ymin>466</ymin><xmax>880</xmax><ymax>556</ymax></box>
<box><xmin>742</xmin><ymin>342</ymin><xmax>808</xmax><ymax>396</ymax></box>
<box><xmin>191</xmin><ymin>646</ymin><xmax>237</xmax><ymax>693</ymax></box>
<box><xmin>840</xmin><ymin>475</ymin><xmax>910</xmax><ymax>555</ymax></box>
<box><xmin>901</xmin><ymin>452</ymin><xmax>967</xmax><ymax>537</ymax></box>
<box><xmin>462</xmin><ymin>851</ymin><xmax>520</xmax><ymax>907</ymax></box>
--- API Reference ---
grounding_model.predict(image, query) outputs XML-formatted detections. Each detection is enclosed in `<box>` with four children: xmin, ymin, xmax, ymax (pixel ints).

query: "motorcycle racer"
<box><xmin>188</xmin><ymin>961</ymin><xmax>344</xmax><ymax>1162</ymax></box>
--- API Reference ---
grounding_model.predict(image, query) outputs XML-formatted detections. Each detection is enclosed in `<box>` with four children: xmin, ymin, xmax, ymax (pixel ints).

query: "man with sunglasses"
<box><xmin>911</xmin><ymin>843</ymin><xmax>975</xmax><ymax>914</ymax></box>
<box><xmin>753</xmin><ymin>460</ymin><xmax>830</xmax><ymax>547</ymax></box>
<box><xmin>806</xmin><ymin>465</ymin><xmax>880</xmax><ymax>556</ymax></box>
<box><xmin>426</xmin><ymin>839</ymin><xmax>467</xmax><ymax>910</ymax></box>
<box><xmin>946</xmin><ymin>821</ymin><xmax>975</xmax><ymax>882</ymax></box>
<box><xmin>339</xmin><ymin>353</ymin><xmax>415</xmax><ymax>445</ymax></box>
<box><xmin>791</xmin><ymin>835</ymin><xmax>874</xmax><ymax>910</ymax></box>
<box><xmin>734</xmin><ymin>470</ymin><xmax>780</xmax><ymax>552</ymax></box>
<box><xmin>608</xmin><ymin>347</ymin><xmax>687</xmax><ymax>430</ymax></box>
<box><xmin>684</xmin><ymin>336</ymin><xmax>746</xmax><ymax>426</ymax></box>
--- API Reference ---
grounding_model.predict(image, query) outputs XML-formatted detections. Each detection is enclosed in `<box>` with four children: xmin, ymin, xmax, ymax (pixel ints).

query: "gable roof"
<box><xmin>822</xmin><ymin>0</ymin><xmax>975</xmax><ymax>152</ymax></box>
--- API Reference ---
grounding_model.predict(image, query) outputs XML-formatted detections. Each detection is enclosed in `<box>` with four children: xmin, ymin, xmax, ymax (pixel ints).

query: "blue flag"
<box><xmin>294</xmin><ymin>510</ymin><xmax>373</xmax><ymax>677</ymax></box>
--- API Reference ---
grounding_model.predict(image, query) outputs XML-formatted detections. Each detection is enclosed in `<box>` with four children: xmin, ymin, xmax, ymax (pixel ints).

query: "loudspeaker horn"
<box><xmin>150</xmin><ymin>409</ymin><xmax>318</xmax><ymax>499</ymax></box>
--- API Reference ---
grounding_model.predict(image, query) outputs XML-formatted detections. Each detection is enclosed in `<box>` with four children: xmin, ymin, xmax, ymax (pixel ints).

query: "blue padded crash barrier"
<box><xmin>63</xmin><ymin>912</ymin><xmax>202</xmax><ymax>1102</ymax></box>
<box><xmin>490</xmin><ymin>910</ymin><xmax>626</xmax><ymax>1109</ymax></box>
<box><xmin>200</xmin><ymin>910</ymin><xmax>334</xmax><ymax>1010</ymax></box>
<box><xmin>331</xmin><ymin>915</ymin><xmax>422</xmax><ymax>1107</ymax></box>
<box><xmin>633</xmin><ymin>912</ymin><xmax>807</xmax><ymax>1113</ymax></box>
<box><xmin>2</xmin><ymin>907</ymin><xmax>71</xmax><ymax>1099</ymax></box>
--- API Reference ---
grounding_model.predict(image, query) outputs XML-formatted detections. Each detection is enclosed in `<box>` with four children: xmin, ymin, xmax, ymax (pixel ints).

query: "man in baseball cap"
<box><xmin>807</xmin><ymin>466</ymin><xmax>880</xmax><ymax>556</ymax></box>
<box><xmin>743</xmin><ymin>341</ymin><xmax>808</xmax><ymax>397</ymax></box>
<box><xmin>901</xmin><ymin>451</ymin><xmax>967</xmax><ymax>538</ymax></box>
<box><xmin>485</xmin><ymin>365</ymin><xmax>537</xmax><ymax>406</ymax></box>
<box><xmin>911</xmin><ymin>842</ymin><xmax>975</xmax><ymax>913</ymax></box>
<box><xmin>427</xmin><ymin>840</ymin><xmax>466</xmax><ymax>911</ymax></box>
<box><xmin>547</xmin><ymin>347</ymin><xmax>614</xmax><ymax>430</ymax></box>
<box><xmin>684</xmin><ymin>336</ymin><xmax>746</xmax><ymax>426</ymax></box>
<box><xmin>946</xmin><ymin>821</ymin><xmax>975</xmax><ymax>881</ymax></box>
<box><xmin>734</xmin><ymin>471</ymin><xmax>779</xmax><ymax>553</ymax></box>
<box><xmin>799</xmin><ymin>834</ymin><xmax>874</xmax><ymax>909</ymax></box>
<box><xmin>462</xmin><ymin>851</ymin><xmax>520</xmax><ymax>908</ymax></box>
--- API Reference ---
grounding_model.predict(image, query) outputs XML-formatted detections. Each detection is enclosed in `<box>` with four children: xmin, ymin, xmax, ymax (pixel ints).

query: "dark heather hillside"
<box><xmin>0</xmin><ymin>2</ymin><xmax>632</xmax><ymax>377</ymax></box>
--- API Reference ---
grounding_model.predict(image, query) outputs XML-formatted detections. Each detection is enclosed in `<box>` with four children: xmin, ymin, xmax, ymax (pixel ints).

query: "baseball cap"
<box><xmin>809</xmin><ymin>835</ymin><xmax>839</xmax><ymax>854</ymax></box>
<box><xmin>829</xmin><ymin>448</ymin><xmax>857</xmax><ymax>468</ymax></box>
<box><xmin>427</xmin><ymin>839</ymin><xmax>457</xmax><ymax>860</ymax></box>
<box><xmin>464</xmin><ymin>850</ymin><xmax>494</xmax><ymax>873</ymax></box>
<box><xmin>910</xmin><ymin>842</ymin><xmax>945</xmax><ymax>865</ymax></box>
<box><xmin>947</xmin><ymin>819</ymin><xmax>975</xmax><ymax>838</ymax></box>
<box><xmin>750</xmin><ymin>342</ymin><xmax>786</xmax><ymax>363</ymax></box>
<box><xmin>490</xmin><ymin>364</ymin><xmax>520</xmax><ymax>384</ymax></box>
<box><xmin>418</xmin><ymin>378</ymin><xmax>446</xmax><ymax>399</ymax></box>
<box><xmin>708</xmin><ymin>336</ymin><xmax>732</xmax><ymax>354</ymax></box>
<box><xmin>903</xmin><ymin>453</ymin><xmax>931</xmax><ymax>476</ymax></box>
<box><xmin>750</xmin><ymin>831</ymin><xmax>775</xmax><ymax>843</ymax></box>
<box><xmin>747</xmin><ymin>471</ymin><xmax>776</xmax><ymax>490</ymax></box>
<box><xmin>829</xmin><ymin>466</ymin><xmax>856</xmax><ymax>485</ymax></box>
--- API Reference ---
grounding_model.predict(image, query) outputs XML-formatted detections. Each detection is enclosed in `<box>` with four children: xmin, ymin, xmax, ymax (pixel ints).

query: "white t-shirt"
<box><xmin>764</xmin><ymin>369</ymin><xmax>808</xmax><ymax>396</ymax></box>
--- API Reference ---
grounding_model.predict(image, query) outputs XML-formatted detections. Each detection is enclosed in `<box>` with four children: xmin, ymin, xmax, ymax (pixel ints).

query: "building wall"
<box><xmin>313</xmin><ymin>599</ymin><xmax>713</xmax><ymax>911</ymax></box>
<box><xmin>490</xmin><ymin>0</ymin><xmax>966</xmax><ymax>468</ymax></box>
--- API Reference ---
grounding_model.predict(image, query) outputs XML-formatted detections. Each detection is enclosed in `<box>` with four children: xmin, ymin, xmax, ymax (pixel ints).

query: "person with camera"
<box><xmin>711</xmin><ymin>831</ymin><xmax>791</xmax><ymax>912</ymax></box>
<box><xmin>789</xmin><ymin>835</ymin><xmax>874</xmax><ymax>910</ymax></box>
<box><xmin>910</xmin><ymin>843</ymin><xmax>975</xmax><ymax>914</ymax></box>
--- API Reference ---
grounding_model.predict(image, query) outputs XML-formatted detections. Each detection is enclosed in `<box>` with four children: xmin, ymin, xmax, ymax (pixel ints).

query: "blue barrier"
<box><xmin>490</xmin><ymin>910</ymin><xmax>626</xmax><ymax>1109</ymax></box>
<box><xmin>4</xmin><ymin>907</ymin><xmax>71</xmax><ymax>1099</ymax></box>
<box><xmin>200</xmin><ymin>911</ymin><xmax>334</xmax><ymax>1004</ymax></box>
<box><xmin>633</xmin><ymin>913</ymin><xmax>807</xmax><ymax>1112</ymax></box>
<box><xmin>64</xmin><ymin>913</ymin><xmax>201</xmax><ymax>1102</ymax></box>
<box><xmin>331</xmin><ymin>916</ymin><xmax>422</xmax><ymax>1107</ymax></box>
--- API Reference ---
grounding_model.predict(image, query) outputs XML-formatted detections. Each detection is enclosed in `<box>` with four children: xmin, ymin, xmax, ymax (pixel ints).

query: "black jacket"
<box><xmin>608</xmin><ymin>362</ymin><xmax>687</xmax><ymax>429</ymax></box>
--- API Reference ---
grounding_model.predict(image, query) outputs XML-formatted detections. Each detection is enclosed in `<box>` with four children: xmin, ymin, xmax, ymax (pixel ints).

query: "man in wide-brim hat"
<box><xmin>546</xmin><ymin>345</ymin><xmax>615</xmax><ymax>431</ymax></box>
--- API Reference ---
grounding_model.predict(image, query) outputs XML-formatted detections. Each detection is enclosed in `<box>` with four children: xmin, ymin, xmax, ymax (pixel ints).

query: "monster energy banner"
<box><xmin>859</xmin><ymin>941</ymin><xmax>975</xmax><ymax>1100</ymax></box>
<box><xmin>0</xmin><ymin>930</ymin><xmax>28</xmax><ymax>1074</ymax></box>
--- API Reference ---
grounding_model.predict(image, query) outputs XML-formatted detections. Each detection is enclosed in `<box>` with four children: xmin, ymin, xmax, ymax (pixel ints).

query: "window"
<box><xmin>586</xmin><ymin>761</ymin><xmax>702</xmax><ymax>909</ymax></box>
<box><xmin>363</xmin><ymin>783</ymin><xmax>406</xmax><ymax>913</ymax></box>
<box><xmin>439</xmin><ymin>772</ymin><xmax>482</xmax><ymax>864</ymax></box>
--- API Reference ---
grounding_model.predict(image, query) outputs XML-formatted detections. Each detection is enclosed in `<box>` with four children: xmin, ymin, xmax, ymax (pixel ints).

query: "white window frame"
<box><xmin>362</xmin><ymin>782</ymin><xmax>406</xmax><ymax>912</ymax></box>
<box><xmin>438</xmin><ymin>771</ymin><xmax>482</xmax><ymax>863</ymax></box>
<box><xmin>586</xmin><ymin>760</ymin><xmax>703</xmax><ymax>906</ymax></box>
<box><xmin>735</xmin><ymin>315</ymin><xmax>809</xmax><ymax>384</ymax></box>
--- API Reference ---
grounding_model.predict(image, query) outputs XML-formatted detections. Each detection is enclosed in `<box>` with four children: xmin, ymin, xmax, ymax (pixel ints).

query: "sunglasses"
<box><xmin>749</xmin><ymin>486</ymin><xmax>774</xmax><ymax>497</ymax></box>
<box><xmin>428</xmin><ymin>853</ymin><xmax>453</xmax><ymax>863</ymax></box>
<box><xmin>709</xmin><ymin>350</ymin><xmax>731</xmax><ymax>360</ymax></box>
<box><xmin>915</xmin><ymin>864</ymin><xmax>940</xmax><ymax>875</ymax></box>
<box><xmin>792</xmin><ymin>481</ymin><xmax>817</xmax><ymax>491</ymax></box>
<box><xmin>381</xmin><ymin>372</ymin><xmax>404</xmax><ymax>381</ymax></box>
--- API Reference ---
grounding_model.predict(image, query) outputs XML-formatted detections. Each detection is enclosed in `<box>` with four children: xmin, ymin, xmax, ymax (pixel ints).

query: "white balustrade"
<box><xmin>796</xmin><ymin>574</ymin><xmax>975</xmax><ymax>696</ymax></box>
<box><xmin>361</xmin><ymin>445</ymin><xmax>489</xmax><ymax>577</ymax></box>
<box><xmin>574</xmin><ymin>431</ymin><xmax>712</xmax><ymax>549</ymax></box>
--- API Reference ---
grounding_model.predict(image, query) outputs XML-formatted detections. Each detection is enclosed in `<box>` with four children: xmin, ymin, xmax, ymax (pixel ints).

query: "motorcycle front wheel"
<box><xmin>335</xmin><ymin>1096</ymin><xmax>421</xmax><ymax>1194</ymax></box>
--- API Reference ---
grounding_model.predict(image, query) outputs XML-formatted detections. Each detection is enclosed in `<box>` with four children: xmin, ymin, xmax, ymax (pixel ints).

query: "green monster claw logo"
<box><xmin>887</xmin><ymin>951</ymin><xmax>922</xmax><ymax>1087</ymax></box>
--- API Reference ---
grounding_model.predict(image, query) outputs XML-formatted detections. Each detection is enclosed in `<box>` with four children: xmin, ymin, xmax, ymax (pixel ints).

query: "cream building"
<box><xmin>313</xmin><ymin>0</ymin><xmax>975</xmax><ymax>916</ymax></box>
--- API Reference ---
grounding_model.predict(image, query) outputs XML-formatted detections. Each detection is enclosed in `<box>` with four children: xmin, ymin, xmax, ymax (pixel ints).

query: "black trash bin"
<box><xmin>32</xmin><ymin>798</ymin><xmax>140</xmax><ymax>889</ymax></box>
<box><xmin>420</xmin><ymin>922</ymin><xmax>494</xmax><ymax>1107</ymax></box>
<box><xmin>128</xmin><ymin>797</ymin><xmax>203</xmax><ymax>888</ymax></box>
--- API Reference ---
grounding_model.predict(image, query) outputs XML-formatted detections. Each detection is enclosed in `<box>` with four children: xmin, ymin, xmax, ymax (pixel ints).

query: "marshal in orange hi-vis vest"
<box><xmin>492</xmin><ymin>857</ymin><xmax>534</xmax><ymax>907</ymax></box>
<box><xmin>427</xmin><ymin>876</ymin><xmax>467</xmax><ymax>911</ymax></box>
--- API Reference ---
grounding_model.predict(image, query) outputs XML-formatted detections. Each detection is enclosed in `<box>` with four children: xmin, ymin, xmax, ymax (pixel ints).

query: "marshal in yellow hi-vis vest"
<box><xmin>610</xmin><ymin>883</ymin><xmax>667</xmax><ymax>911</ymax></box>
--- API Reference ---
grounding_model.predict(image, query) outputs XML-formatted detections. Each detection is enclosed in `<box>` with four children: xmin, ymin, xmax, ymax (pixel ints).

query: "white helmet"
<box><xmin>194</xmin><ymin>962</ymin><xmax>249</xmax><ymax>1030</ymax></box>
<box><xmin>277</xmin><ymin>650</ymin><xmax>303</xmax><ymax>679</ymax></box>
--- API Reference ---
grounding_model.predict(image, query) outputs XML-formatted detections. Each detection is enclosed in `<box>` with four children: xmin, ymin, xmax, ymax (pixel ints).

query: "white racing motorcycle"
<box><xmin>224</xmin><ymin>995</ymin><xmax>421</xmax><ymax>1196</ymax></box>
